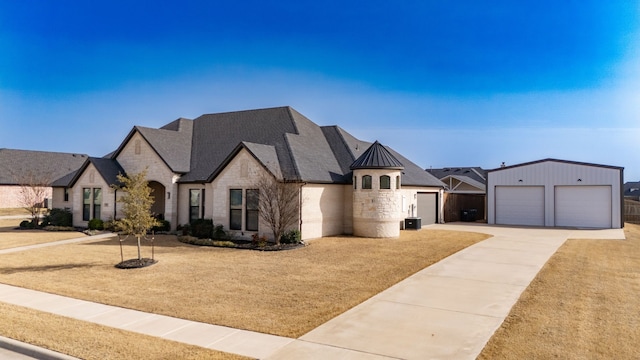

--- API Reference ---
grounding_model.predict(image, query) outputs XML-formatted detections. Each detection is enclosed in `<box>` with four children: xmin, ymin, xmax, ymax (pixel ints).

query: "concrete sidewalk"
<box><xmin>0</xmin><ymin>224</ymin><xmax>625</xmax><ymax>359</ymax></box>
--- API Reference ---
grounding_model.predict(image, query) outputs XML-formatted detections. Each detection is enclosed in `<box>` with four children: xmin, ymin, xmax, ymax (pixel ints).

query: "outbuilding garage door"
<box><xmin>555</xmin><ymin>186</ymin><xmax>611</xmax><ymax>228</ymax></box>
<box><xmin>417</xmin><ymin>192</ymin><xmax>437</xmax><ymax>226</ymax></box>
<box><xmin>495</xmin><ymin>186</ymin><xmax>544</xmax><ymax>226</ymax></box>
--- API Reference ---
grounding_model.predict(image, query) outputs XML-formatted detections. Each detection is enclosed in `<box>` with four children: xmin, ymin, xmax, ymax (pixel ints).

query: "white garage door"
<box><xmin>555</xmin><ymin>186</ymin><xmax>611</xmax><ymax>228</ymax></box>
<box><xmin>495</xmin><ymin>186</ymin><xmax>545</xmax><ymax>226</ymax></box>
<box><xmin>417</xmin><ymin>192</ymin><xmax>437</xmax><ymax>226</ymax></box>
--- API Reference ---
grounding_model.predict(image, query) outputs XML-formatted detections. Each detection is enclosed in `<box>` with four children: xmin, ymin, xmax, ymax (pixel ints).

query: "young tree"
<box><xmin>16</xmin><ymin>170</ymin><xmax>51</xmax><ymax>226</ymax></box>
<box><xmin>255</xmin><ymin>172</ymin><xmax>302</xmax><ymax>245</ymax></box>
<box><xmin>112</xmin><ymin>169</ymin><xmax>159</xmax><ymax>261</ymax></box>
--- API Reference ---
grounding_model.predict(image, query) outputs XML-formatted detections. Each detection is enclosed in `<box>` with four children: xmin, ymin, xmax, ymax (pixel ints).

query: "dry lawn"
<box><xmin>0</xmin><ymin>218</ymin><xmax>87</xmax><ymax>250</ymax></box>
<box><xmin>0</xmin><ymin>229</ymin><xmax>488</xmax><ymax>338</ymax></box>
<box><xmin>479</xmin><ymin>223</ymin><xmax>640</xmax><ymax>359</ymax></box>
<box><xmin>0</xmin><ymin>302</ymin><xmax>248</xmax><ymax>360</ymax></box>
<box><xmin>0</xmin><ymin>208</ymin><xmax>29</xmax><ymax>216</ymax></box>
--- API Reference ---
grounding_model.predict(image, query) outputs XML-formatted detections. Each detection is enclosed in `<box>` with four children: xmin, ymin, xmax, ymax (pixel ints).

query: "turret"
<box><xmin>350</xmin><ymin>141</ymin><xmax>404</xmax><ymax>238</ymax></box>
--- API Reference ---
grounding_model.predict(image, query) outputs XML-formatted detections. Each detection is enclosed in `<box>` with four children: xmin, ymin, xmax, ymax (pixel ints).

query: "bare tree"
<box><xmin>255</xmin><ymin>172</ymin><xmax>302</xmax><ymax>245</ymax></box>
<box><xmin>16</xmin><ymin>170</ymin><xmax>51</xmax><ymax>226</ymax></box>
<box><xmin>112</xmin><ymin>169</ymin><xmax>159</xmax><ymax>264</ymax></box>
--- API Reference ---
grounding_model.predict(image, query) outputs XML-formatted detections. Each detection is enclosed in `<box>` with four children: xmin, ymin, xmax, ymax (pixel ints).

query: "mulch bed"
<box><xmin>178</xmin><ymin>236</ymin><xmax>305</xmax><ymax>251</ymax></box>
<box><xmin>115</xmin><ymin>258</ymin><xmax>158</xmax><ymax>269</ymax></box>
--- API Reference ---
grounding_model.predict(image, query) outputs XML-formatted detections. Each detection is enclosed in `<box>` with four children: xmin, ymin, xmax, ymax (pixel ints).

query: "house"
<box><xmin>52</xmin><ymin>106</ymin><xmax>445</xmax><ymax>239</ymax></box>
<box><xmin>426</xmin><ymin>167</ymin><xmax>487</xmax><ymax>222</ymax></box>
<box><xmin>487</xmin><ymin>158</ymin><xmax>624</xmax><ymax>229</ymax></box>
<box><xmin>624</xmin><ymin>181</ymin><xmax>640</xmax><ymax>201</ymax></box>
<box><xmin>0</xmin><ymin>149</ymin><xmax>88</xmax><ymax>209</ymax></box>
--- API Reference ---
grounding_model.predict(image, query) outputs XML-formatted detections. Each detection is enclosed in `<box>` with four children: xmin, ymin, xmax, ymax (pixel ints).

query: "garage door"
<box><xmin>417</xmin><ymin>192</ymin><xmax>437</xmax><ymax>226</ymax></box>
<box><xmin>495</xmin><ymin>186</ymin><xmax>544</xmax><ymax>226</ymax></box>
<box><xmin>555</xmin><ymin>186</ymin><xmax>611</xmax><ymax>228</ymax></box>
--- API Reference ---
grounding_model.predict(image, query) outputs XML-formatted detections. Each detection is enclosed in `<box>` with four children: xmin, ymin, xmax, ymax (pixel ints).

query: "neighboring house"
<box><xmin>487</xmin><ymin>158</ymin><xmax>624</xmax><ymax>229</ymax></box>
<box><xmin>427</xmin><ymin>167</ymin><xmax>487</xmax><ymax>222</ymax></box>
<box><xmin>0</xmin><ymin>149</ymin><xmax>88</xmax><ymax>209</ymax></box>
<box><xmin>624</xmin><ymin>181</ymin><xmax>640</xmax><ymax>201</ymax></box>
<box><xmin>52</xmin><ymin>106</ymin><xmax>444</xmax><ymax>239</ymax></box>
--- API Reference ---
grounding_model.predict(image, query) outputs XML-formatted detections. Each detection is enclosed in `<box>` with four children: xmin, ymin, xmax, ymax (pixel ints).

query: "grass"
<box><xmin>0</xmin><ymin>229</ymin><xmax>488</xmax><ymax>338</ymax></box>
<box><xmin>0</xmin><ymin>302</ymin><xmax>248</xmax><ymax>360</ymax></box>
<box><xmin>479</xmin><ymin>223</ymin><xmax>640</xmax><ymax>359</ymax></box>
<box><xmin>0</xmin><ymin>208</ymin><xmax>29</xmax><ymax>216</ymax></box>
<box><xmin>0</xmin><ymin>218</ymin><xmax>87</xmax><ymax>250</ymax></box>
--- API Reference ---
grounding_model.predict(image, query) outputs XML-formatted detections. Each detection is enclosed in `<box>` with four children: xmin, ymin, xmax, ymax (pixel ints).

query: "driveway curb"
<box><xmin>0</xmin><ymin>336</ymin><xmax>79</xmax><ymax>360</ymax></box>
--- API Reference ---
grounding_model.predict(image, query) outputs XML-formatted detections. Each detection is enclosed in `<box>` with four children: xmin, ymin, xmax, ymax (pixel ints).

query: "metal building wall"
<box><xmin>487</xmin><ymin>160</ymin><xmax>623</xmax><ymax>228</ymax></box>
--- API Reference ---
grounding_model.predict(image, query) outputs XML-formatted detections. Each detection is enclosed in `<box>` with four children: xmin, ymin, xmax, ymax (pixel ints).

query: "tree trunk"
<box><xmin>137</xmin><ymin>236</ymin><xmax>142</xmax><ymax>260</ymax></box>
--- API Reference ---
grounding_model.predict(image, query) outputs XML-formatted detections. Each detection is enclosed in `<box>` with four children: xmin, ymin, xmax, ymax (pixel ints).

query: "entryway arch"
<box><xmin>149</xmin><ymin>181</ymin><xmax>166</xmax><ymax>219</ymax></box>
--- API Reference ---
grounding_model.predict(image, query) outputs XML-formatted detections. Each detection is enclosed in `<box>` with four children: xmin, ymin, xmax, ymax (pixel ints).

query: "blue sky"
<box><xmin>1</xmin><ymin>1</ymin><xmax>639</xmax><ymax>180</ymax></box>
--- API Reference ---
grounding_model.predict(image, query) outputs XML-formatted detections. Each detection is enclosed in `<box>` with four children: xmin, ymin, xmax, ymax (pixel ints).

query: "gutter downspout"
<box><xmin>299</xmin><ymin>182</ymin><xmax>306</xmax><ymax>235</ymax></box>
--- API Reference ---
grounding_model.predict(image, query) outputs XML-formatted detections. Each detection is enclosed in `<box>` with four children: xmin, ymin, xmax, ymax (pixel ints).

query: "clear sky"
<box><xmin>1</xmin><ymin>1</ymin><xmax>639</xmax><ymax>180</ymax></box>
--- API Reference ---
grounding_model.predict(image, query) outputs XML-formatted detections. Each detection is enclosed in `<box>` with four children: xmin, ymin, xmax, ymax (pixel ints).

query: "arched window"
<box><xmin>396</xmin><ymin>175</ymin><xmax>400</xmax><ymax>189</ymax></box>
<box><xmin>380</xmin><ymin>175</ymin><xmax>391</xmax><ymax>189</ymax></box>
<box><xmin>362</xmin><ymin>175</ymin><xmax>372</xmax><ymax>189</ymax></box>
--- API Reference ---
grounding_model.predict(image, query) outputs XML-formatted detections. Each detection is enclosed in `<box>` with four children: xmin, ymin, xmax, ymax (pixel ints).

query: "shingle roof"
<box><xmin>66</xmin><ymin>157</ymin><xmax>126</xmax><ymax>188</ymax></box>
<box><xmin>108</xmin><ymin>106</ymin><xmax>444</xmax><ymax>188</ymax></box>
<box><xmin>0</xmin><ymin>149</ymin><xmax>88</xmax><ymax>186</ymax></box>
<box><xmin>624</xmin><ymin>181</ymin><xmax>640</xmax><ymax>196</ymax></box>
<box><xmin>113</xmin><ymin>118</ymin><xmax>193</xmax><ymax>173</ymax></box>
<box><xmin>180</xmin><ymin>107</ymin><xmax>299</xmax><ymax>182</ymax></box>
<box><xmin>427</xmin><ymin>167</ymin><xmax>487</xmax><ymax>184</ymax></box>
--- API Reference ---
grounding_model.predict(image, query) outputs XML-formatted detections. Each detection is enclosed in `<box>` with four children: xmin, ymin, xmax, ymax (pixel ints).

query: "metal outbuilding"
<box><xmin>487</xmin><ymin>159</ymin><xmax>624</xmax><ymax>229</ymax></box>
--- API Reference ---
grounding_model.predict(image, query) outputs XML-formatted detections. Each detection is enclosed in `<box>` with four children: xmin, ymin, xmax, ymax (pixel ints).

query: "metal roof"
<box><xmin>350</xmin><ymin>141</ymin><xmax>404</xmax><ymax>170</ymax></box>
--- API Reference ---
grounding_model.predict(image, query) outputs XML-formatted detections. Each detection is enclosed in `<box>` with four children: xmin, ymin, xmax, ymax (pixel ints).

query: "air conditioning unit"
<box><xmin>404</xmin><ymin>217</ymin><xmax>421</xmax><ymax>230</ymax></box>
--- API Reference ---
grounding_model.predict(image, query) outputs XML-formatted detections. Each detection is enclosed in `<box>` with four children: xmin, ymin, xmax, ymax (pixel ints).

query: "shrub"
<box><xmin>280</xmin><ymin>229</ymin><xmax>302</xmax><ymax>244</ymax></box>
<box><xmin>212</xmin><ymin>224</ymin><xmax>228</xmax><ymax>239</ymax></box>
<box><xmin>41</xmin><ymin>208</ymin><xmax>73</xmax><ymax>227</ymax></box>
<box><xmin>103</xmin><ymin>219</ymin><xmax>118</xmax><ymax>232</ymax></box>
<box><xmin>19</xmin><ymin>220</ymin><xmax>35</xmax><ymax>229</ymax></box>
<box><xmin>152</xmin><ymin>219</ymin><xmax>171</xmax><ymax>233</ymax></box>
<box><xmin>88</xmin><ymin>218</ymin><xmax>104</xmax><ymax>230</ymax></box>
<box><xmin>251</xmin><ymin>233</ymin><xmax>268</xmax><ymax>247</ymax></box>
<box><xmin>190</xmin><ymin>219</ymin><xmax>214</xmax><ymax>239</ymax></box>
<box><xmin>177</xmin><ymin>224</ymin><xmax>190</xmax><ymax>236</ymax></box>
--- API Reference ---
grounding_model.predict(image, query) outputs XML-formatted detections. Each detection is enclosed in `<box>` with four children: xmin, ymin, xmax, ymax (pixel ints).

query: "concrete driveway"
<box><xmin>266</xmin><ymin>223</ymin><xmax>625</xmax><ymax>360</ymax></box>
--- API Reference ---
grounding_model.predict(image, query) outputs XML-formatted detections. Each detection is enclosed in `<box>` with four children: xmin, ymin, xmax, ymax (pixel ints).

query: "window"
<box><xmin>189</xmin><ymin>189</ymin><xmax>201</xmax><ymax>223</ymax></box>
<box><xmin>353</xmin><ymin>176</ymin><xmax>357</xmax><ymax>189</ymax></box>
<box><xmin>230</xmin><ymin>189</ymin><xmax>242</xmax><ymax>230</ymax></box>
<box><xmin>246</xmin><ymin>189</ymin><xmax>259</xmax><ymax>231</ymax></box>
<box><xmin>83</xmin><ymin>188</ymin><xmax>91</xmax><ymax>221</ymax></box>
<box><xmin>93</xmin><ymin>188</ymin><xmax>102</xmax><ymax>220</ymax></box>
<box><xmin>396</xmin><ymin>175</ymin><xmax>400</xmax><ymax>189</ymax></box>
<box><xmin>362</xmin><ymin>175</ymin><xmax>372</xmax><ymax>189</ymax></box>
<box><xmin>64</xmin><ymin>188</ymin><xmax>69</xmax><ymax>202</ymax></box>
<box><xmin>380</xmin><ymin>175</ymin><xmax>391</xmax><ymax>189</ymax></box>
<box><xmin>83</xmin><ymin>187</ymin><xmax>102</xmax><ymax>221</ymax></box>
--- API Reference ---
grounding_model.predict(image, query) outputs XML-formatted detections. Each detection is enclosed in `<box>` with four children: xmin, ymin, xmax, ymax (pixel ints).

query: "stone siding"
<box><xmin>116</xmin><ymin>132</ymin><xmax>179</xmax><ymax>230</ymax></box>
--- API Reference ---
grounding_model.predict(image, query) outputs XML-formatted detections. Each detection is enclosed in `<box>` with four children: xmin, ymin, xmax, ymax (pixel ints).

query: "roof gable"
<box><xmin>488</xmin><ymin>158</ymin><xmax>623</xmax><ymax>172</ymax></box>
<box><xmin>112</xmin><ymin>118</ymin><xmax>193</xmax><ymax>173</ymax></box>
<box><xmin>441</xmin><ymin>175</ymin><xmax>486</xmax><ymax>192</ymax></box>
<box><xmin>181</xmin><ymin>107</ymin><xmax>299</xmax><ymax>183</ymax></box>
<box><xmin>427</xmin><ymin>167</ymin><xmax>487</xmax><ymax>184</ymax></box>
<box><xmin>67</xmin><ymin>157</ymin><xmax>125</xmax><ymax>188</ymax></box>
